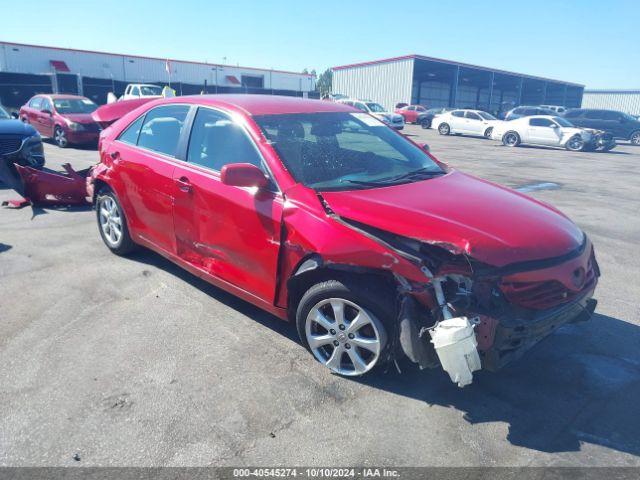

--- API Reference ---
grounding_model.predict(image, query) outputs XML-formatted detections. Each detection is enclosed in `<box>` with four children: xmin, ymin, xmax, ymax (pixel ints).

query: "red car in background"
<box><xmin>20</xmin><ymin>94</ymin><xmax>100</xmax><ymax>148</ymax></box>
<box><xmin>90</xmin><ymin>95</ymin><xmax>598</xmax><ymax>386</ymax></box>
<box><xmin>395</xmin><ymin>104</ymin><xmax>428</xmax><ymax>124</ymax></box>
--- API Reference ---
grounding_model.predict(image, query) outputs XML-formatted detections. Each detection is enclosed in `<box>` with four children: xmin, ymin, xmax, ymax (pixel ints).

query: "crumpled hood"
<box><xmin>320</xmin><ymin>171</ymin><xmax>584</xmax><ymax>267</ymax></box>
<box><xmin>0</xmin><ymin>119</ymin><xmax>38</xmax><ymax>136</ymax></box>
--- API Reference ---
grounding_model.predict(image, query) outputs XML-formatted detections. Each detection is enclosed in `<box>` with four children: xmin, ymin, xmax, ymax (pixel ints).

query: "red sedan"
<box><xmin>90</xmin><ymin>95</ymin><xmax>599</xmax><ymax>385</ymax></box>
<box><xmin>395</xmin><ymin>104</ymin><xmax>428</xmax><ymax>123</ymax></box>
<box><xmin>20</xmin><ymin>94</ymin><xmax>100</xmax><ymax>148</ymax></box>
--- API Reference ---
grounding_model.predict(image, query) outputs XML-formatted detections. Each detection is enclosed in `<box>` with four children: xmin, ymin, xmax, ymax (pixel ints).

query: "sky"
<box><xmin>2</xmin><ymin>0</ymin><xmax>639</xmax><ymax>89</ymax></box>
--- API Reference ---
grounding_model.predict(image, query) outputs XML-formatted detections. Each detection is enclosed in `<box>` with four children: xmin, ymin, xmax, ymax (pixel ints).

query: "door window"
<box><xmin>529</xmin><ymin>118</ymin><xmax>554</xmax><ymax>127</ymax></box>
<box><xmin>131</xmin><ymin>86</ymin><xmax>140</xmax><ymax>96</ymax></box>
<box><xmin>452</xmin><ymin>110</ymin><xmax>465</xmax><ymax>118</ymax></box>
<box><xmin>117</xmin><ymin>116</ymin><xmax>145</xmax><ymax>145</ymax></box>
<box><xmin>137</xmin><ymin>105</ymin><xmax>190</xmax><ymax>157</ymax></box>
<box><xmin>187</xmin><ymin>108</ymin><xmax>264</xmax><ymax>172</ymax></box>
<box><xmin>354</xmin><ymin>103</ymin><xmax>368</xmax><ymax>112</ymax></box>
<box><xmin>465</xmin><ymin>111</ymin><xmax>482</xmax><ymax>120</ymax></box>
<box><xmin>29</xmin><ymin>97</ymin><xmax>43</xmax><ymax>109</ymax></box>
<box><xmin>41</xmin><ymin>98</ymin><xmax>52</xmax><ymax>112</ymax></box>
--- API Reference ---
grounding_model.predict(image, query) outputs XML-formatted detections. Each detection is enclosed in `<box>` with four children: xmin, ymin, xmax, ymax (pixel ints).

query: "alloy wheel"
<box><xmin>305</xmin><ymin>298</ymin><xmax>386</xmax><ymax>376</ymax></box>
<box><xmin>631</xmin><ymin>132</ymin><xmax>640</xmax><ymax>145</ymax></box>
<box><xmin>504</xmin><ymin>133</ymin><xmax>518</xmax><ymax>146</ymax></box>
<box><xmin>567</xmin><ymin>136</ymin><xmax>584</xmax><ymax>151</ymax></box>
<box><xmin>54</xmin><ymin>127</ymin><xmax>68</xmax><ymax>148</ymax></box>
<box><xmin>99</xmin><ymin>196</ymin><xmax>123</xmax><ymax>247</ymax></box>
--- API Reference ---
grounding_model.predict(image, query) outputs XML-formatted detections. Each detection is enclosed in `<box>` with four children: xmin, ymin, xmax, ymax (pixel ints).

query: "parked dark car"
<box><xmin>0</xmin><ymin>106</ymin><xmax>45</xmax><ymax>169</ymax></box>
<box><xmin>562</xmin><ymin>109</ymin><xmax>640</xmax><ymax>145</ymax></box>
<box><xmin>420</xmin><ymin>107</ymin><xmax>453</xmax><ymax>129</ymax></box>
<box><xmin>19</xmin><ymin>94</ymin><xmax>100</xmax><ymax>148</ymax></box>
<box><xmin>504</xmin><ymin>106</ymin><xmax>556</xmax><ymax>121</ymax></box>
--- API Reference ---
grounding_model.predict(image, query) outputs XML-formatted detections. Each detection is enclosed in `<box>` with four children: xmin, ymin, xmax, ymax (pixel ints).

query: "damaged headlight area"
<box><xmin>342</xmin><ymin>219</ymin><xmax>599</xmax><ymax>387</ymax></box>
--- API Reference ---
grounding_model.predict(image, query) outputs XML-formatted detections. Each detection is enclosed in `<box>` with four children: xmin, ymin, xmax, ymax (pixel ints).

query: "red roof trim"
<box><xmin>1</xmin><ymin>40</ymin><xmax>315</xmax><ymax>78</ymax></box>
<box><xmin>332</xmin><ymin>54</ymin><xmax>584</xmax><ymax>87</ymax></box>
<box><xmin>50</xmin><ymin>60</ymin><xmax>70</xmax><ymax>72</ymax></box>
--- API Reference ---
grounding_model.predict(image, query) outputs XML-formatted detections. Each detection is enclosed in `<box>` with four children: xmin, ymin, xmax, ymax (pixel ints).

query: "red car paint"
<box><xmin>92</xmin><ymin>95</ymin><xmax>598</xmax><ymax>352</ymax></box>
<box><xmin>395</xmin><ymin>105</ymin><xmax>427</xmax><ymax>123</ymax></box>
<box><xmin>19</xmin><ymin>94</ymin><xmax>100</xmax><ymax>145</ymax></box>
<box><xmin>91</xmin><ymin>98</ymin><xmax>156</xmax><ymax>127</ymax></box>
<box><xmin>15</xmin><ymin>163</ymin><xmax>91</xmax><ymax>206</ymax></box>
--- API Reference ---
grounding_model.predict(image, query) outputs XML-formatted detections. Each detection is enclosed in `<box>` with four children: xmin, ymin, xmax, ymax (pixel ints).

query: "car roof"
<box><xmin>45</xmin><ymin>94</ymin><xmax>89</xmax><ymax>100</ymax></box>
<box><xmin>153</xmin><ymin>94</ymin><xmax>357</xmax><ymax>116</ymax></box>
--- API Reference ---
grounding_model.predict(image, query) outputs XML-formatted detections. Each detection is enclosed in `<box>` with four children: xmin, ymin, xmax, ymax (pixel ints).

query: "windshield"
<box><xmin>0</xmin><ymin>106</ymin><xmax>9</xmax><ymax>119</ymax></box>
<box><xmin>255</xmin><ymin>112</ymin><xmax>444</xmax><ymax>191</ymax></box>
<box><xmin>53</xmin><ymin>98</ymin><xmax>98</xmax><ymax>114</ymax></box>
<box><xmin>554</xmin><ymin>117</ymin><xmax>574</xmax><ymax>127</ymax></box>
<box><xmin>478</xmin><ymin>112</ymin><xmax>497</xmax><ymax>120</ymax></box>
<box><xmin>366</xmin><ymin>103</ymin><xmax>386</xmax><ymax>113</ymax></box>
<box><xmin>140</xmin><ymin>86</ymin><xmax>163</xmax><ymax>96</ymax></box>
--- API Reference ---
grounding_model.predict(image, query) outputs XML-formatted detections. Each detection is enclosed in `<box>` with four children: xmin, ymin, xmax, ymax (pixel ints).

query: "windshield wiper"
<box><xmin>383</xmin><ymin>167</ymin><xmax>445</xmax><ymax>182</ymax></box>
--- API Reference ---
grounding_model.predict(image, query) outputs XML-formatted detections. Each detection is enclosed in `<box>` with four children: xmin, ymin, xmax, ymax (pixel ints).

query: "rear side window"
<box><xmin>599</xmin><ymin>111</ymin><xmax>621</xmax><ymax>120</ymax></box>
<box><xmin>187</xmin><ymin>108</ymin><xmax>263</xmax><ymax>172</ymax></box>
<box><xmin>118</xmin><ymin>116</ymin><xmax>145</xmax><ymax>145</ymax></box>
<box><xmin>137</xmin><ymin>105</ymin><xmax>190</xmax><ymax>157</ymax></box>
<box><xmin>29</xmin><ymin>97</ymin><xmax>43</xmax><ymax>109</ymax></box>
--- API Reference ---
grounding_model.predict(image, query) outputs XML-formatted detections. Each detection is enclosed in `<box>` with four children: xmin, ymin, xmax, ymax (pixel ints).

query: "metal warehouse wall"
<box><xmin>0</xmin><ymin>42</ymin><xmax>315</xmax><ymax>93</ymax></box>
<box><xmin>333</xmin><ymin>58</ymin><xmax>414</xmax><ymax>111</ymax></box>
<box><xmin>582</xmin><ymin>90</ymin><xmax>640</xmax><ymax>116</ymax></box>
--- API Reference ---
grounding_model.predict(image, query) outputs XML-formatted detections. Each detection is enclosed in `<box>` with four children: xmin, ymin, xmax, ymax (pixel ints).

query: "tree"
<box><xmin>316</xmin><ymin>68</ymin><xmax>333</xmax><ymax>97</ymax></box>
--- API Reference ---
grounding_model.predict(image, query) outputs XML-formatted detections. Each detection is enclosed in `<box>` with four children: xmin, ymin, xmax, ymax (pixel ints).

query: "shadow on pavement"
<box><xmin>122</xmin><ymin>247</ymin><xmax>640</xmax><ymax>459</ymax></box>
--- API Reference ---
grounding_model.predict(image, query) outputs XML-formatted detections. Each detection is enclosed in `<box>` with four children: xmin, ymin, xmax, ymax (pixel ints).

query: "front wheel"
<box><xmin>566</xmin><ymin>135</ymin><xmax>585</xmax><ymax>151</ymax></box>
<box><xmin>421</xmin><ymin>119</ymin><xmax>431</xmax><ymax>129</ymax></box>
<box><xmin>438</xmin><ymin>123</ymin><xmax>450</xmax><ymax>135</ymax></box>
<box><xmin>630</xmin><ymin>131</ymin><xmax>640</xmax><ymax>145</ymax></box>
<box><xmin>96</xmin><ymin>188</ymin><xmax>137</xmax><ymax>255</ymax></box>
<box><xmin>296</xmin><ymin>278</ymin><xmax>392</xmax><ymax>377</ymax></box>
<box><xmin>484</xmin><ymin>127</ymin><xmax>494</xmax><ymax>139</ymax></box>
<box><xmin>54</xmin><ymin>126</ymin><xmax>68</xmax><ymax>148</ymax></box>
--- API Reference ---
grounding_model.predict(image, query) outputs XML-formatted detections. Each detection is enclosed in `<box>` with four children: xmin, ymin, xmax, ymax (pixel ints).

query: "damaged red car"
<box><xmin>90</xmin><ymin>95</ymin><xmax>599</xmax><ymax>386</ymax></box>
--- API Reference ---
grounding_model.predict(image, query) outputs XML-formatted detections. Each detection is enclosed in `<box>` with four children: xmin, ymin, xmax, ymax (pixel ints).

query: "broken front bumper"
<box><xmin>482</xmin><ymin>296</ymin><xmax>597</xmax><ymax>371</ymax></box>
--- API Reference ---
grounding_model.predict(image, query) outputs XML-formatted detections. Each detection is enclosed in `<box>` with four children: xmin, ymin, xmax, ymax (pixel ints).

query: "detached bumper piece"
<box><xmin>482</xmin><ymin>297</ymin><xmax>597</xmax><ymax>371</ymax></box>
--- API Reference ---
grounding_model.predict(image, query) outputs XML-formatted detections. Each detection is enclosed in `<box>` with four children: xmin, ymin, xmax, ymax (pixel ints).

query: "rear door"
<box><xmin>172</xmin><ymin>106</ymin><xmax>283</xmax><ymax>302</ymax></box>
<box><xmin>26</xmin><ymin>97</ymin><xmax>43</xmax><ymax>132</ymax></box>
<box><xmin>38</xmin><ymin>97</ymin><xmax>55</xmax><ymax>137</ymax></box>
<box><xmin>109</xmin><ymin>104</ymin><xmax>191</xmax><ymax>253</ymax></box>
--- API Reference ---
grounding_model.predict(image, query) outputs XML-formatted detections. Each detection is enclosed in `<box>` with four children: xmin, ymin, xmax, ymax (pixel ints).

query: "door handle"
<box><xmin>175</xmin><ymin>176</ymin><xmax>192</xmax><ymax>193</ymax></box>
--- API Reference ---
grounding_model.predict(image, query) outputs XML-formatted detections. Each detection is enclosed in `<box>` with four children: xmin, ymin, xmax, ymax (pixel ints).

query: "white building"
<box><xmin>0</xmin><ymin>41</ymin><xmax>316</xmax><ymax>107</ymax></box>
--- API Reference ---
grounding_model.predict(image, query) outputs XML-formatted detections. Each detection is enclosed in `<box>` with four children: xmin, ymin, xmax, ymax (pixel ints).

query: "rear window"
<box><xmin>29</xmin><ymin>97</ymin><xmax>43</xmax><ymax>109</ymax></box>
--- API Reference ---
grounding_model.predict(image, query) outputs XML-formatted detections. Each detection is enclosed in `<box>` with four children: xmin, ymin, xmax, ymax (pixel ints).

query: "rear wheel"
<box><xmin>296</xmin><ymin>278</ymin><xmax>393</xmax><ymax>376</ymax></box>
<box><xmin>630</xmin><ymin>131</ymin><xmax>640</xmax><ymax>145</ymax></box>
<box><xmin>484</xmin><ymin>127</ymin><xmax>494</xmax><ymax>139</ymax></box>
<box><xmin>438</xmin><ymin>123</ymin><xmax>450</xmax><ymax>135</ymax></box>
<box><xmin>421</xmin><ymin>119</ymin><xmax>431</xmax><ymax>129</ymax></box>
<box><xmin>502</xmin><ymin>131</ymin><xmax>520</xmax><ymax>147</ymax></box>
<box><xmin>566</xmin><ymin>135</ymin><xmax>585</xmax><ymax>151</ymax></box>
<box><xmin>96</xmin><ymin>188</ymin><xmax>137</xmax><ymax>255</ymax></box>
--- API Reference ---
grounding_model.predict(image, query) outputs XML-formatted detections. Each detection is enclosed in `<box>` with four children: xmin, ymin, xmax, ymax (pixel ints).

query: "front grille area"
<box><xmin>500</xmin><ymin>256</ymin><xmax>598</xmax><ymax>310</ymax></box>
<box><xmin>0</xmin><ymin>136</ymin><xmax>23</xmax><ymax>155</ymax></box>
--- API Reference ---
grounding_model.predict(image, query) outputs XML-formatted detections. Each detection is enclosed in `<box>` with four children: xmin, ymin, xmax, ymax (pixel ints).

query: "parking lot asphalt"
<box><xmin>1</xmin><ymin>128</ymin><xmax>639</xmax><ymax>467</ymax></box>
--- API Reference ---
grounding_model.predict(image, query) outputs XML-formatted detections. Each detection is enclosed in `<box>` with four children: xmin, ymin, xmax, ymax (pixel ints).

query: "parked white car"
<box><xmin>432</xmin><ymin>109</ymin><xmax>502</xmax><ymax>138</ymax></box>
<box><xmin>337</xmin><ymin>99</ymin><xmax>404</xmax><ymax>130</ymax></box>
<box><xmin>490</xmin><ymin>115</ymin><xmax>616</xmax><ymax>151</ymax></box>
<box><xmin>121</xmin><ymin>84</ymin><xmax>164</xmax><ymax>101</ymax></box>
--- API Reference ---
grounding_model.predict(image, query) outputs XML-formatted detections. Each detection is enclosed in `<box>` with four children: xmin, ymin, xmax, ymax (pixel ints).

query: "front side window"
<box><xmin>187</xmin><ymin>108</ymin><xmax>263</xmax><ymax>171</ymax></box>
<box><xmin>137</xmin><ymin>105</ymin><xmax>189</xmax><ymax>157</ymax></box>
<box><xmin>478</xmin><ymin>112</ymin><xmax>496</xmax><ymax>120</ymax></box>
<box><xmin>366</xmin><ymin>103</ymin><xmax>385</xmax><ymax>113</ymax></box>
<box><xmin>529</xmin><ymin>118</ymin><xmax>554</xmax><ymax>127</ymax></box>
<box><xmin>255</xmin><ymin>112</ymin><xmax>443</xmax><ymax>191</ymax></box>
<box><xmin>465</xmin><ymin>112</ymin><xmax>482</xmax><ymax>120</ymax></box>
<box><xmin>140</xmin><ymin>85</ymin><xmax>162</xmax><ymax>96</ymax></box>
<box><xmin>354</xmin><ymin>103</ymin><xmax>368</xmax><ymax>112</ymax></box>
<box><xmin>53</xmin><ymin>98</ymin><xmax>98</xmax><ymax>114</ymax></box>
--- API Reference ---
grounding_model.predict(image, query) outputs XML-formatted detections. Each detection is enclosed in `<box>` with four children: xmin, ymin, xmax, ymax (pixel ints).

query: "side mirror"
<box><xmin>10</xmin><ymin>112</ymin><xmax>19</xmax><ymax>119</ymax></box>
<box><xmin>221</xmin><ymin>163</ymin><xmax>269</xmax><ymax>189</ymax></box>
<box><xmin>419</xmin><ymin>142</ymin><xmax>430</xmax><ymax>152</ymax></box>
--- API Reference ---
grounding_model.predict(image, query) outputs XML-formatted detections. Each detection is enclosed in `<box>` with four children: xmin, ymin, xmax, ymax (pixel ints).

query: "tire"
<box><xmin>54</xmin><ymin>126</ymin><xmax>68</xmax><ymax>148</ymax></box>
<box><xmin>630</xmin><ymin>131</ymin><xmax>640</xmax><ymax>146</ymax></box>
<box><xmin>565</xmin><ymin>135</ymin><xmax>585</xmax><ymax>152</ymax></box>
<box><xmin>438</xmin><ymin>123</ymin><xmax>450</xmax><ymax>135</ymax></box>
<box><xmin>96</xmin><ymin>188</ymin><xmax>137</xmax><ymax>255</ymax></box>
<box><xmin>421</xmin><ymin>119</ymin><xmax>431</xmax><ymax>129</ymax></box>
<box><xmin>484</xmin><ymin>127</ymin><xmax>494</xmax><ymax>139</ymax></box>
<box><xmin>502</xmin><ymin>131</ymin><xmax>520</xmax><ymax>147</ymax></box>
<box><xmin>296</xmin><ymin>278</ymin><xmax>394</xmax><ymax>377</ymax></box>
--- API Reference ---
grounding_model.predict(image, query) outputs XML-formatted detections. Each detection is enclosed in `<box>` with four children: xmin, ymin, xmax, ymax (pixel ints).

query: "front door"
<box><xmin>526</xmin><ymin>118</ymin><xmax>562</xmax><ymax>145</ymax></box>
<box><xmin>172</xmin><ymin>106</ymin><xmax>283</xmax><ymax>302</ymax></box>
<box><xmin>464</xmin><ymin>111</ymin><xmax>484</xmax><ymax>135</ymax></box>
